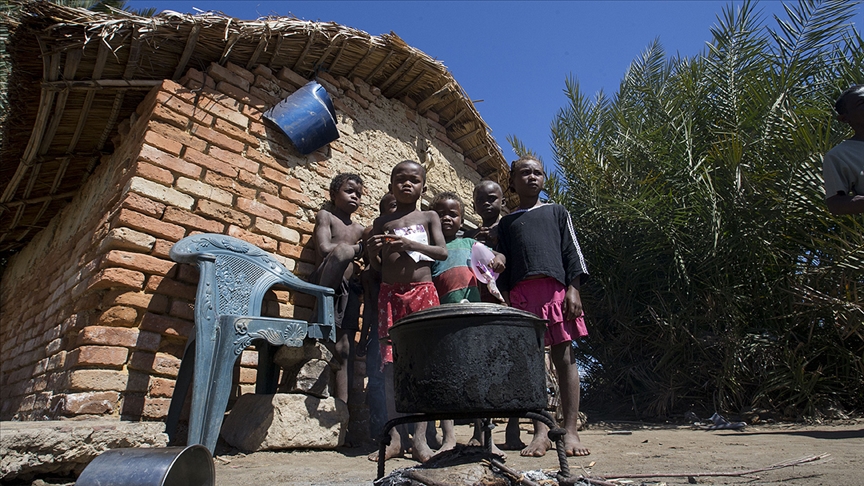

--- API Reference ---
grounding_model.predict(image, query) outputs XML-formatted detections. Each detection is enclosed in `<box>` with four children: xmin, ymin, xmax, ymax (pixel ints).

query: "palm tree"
<box><xmin>544</xmin><ymin>0</ymin><xmax>863</xmax><ymax>418</ymax></box>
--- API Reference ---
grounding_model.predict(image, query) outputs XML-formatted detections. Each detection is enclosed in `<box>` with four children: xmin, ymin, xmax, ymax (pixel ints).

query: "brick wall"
<box><xmin>0</xmin><ymin>61</ymin><xmax>486</xmax><ymax>421</ymax></box>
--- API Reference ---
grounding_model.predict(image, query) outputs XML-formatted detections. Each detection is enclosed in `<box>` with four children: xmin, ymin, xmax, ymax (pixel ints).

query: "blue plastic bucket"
<box><xmin>263</xmin><ymin>80</ymin><xmax>339</xmax><ymax>154</ymax></box>
<box><xmin>76</xmin><ymin>445</ymin><xmax>214</xmax><ymax>486</ymax></box>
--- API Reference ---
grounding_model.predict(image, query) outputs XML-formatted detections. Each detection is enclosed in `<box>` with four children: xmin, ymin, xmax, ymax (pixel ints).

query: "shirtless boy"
<box><xmin>367</xmin><ymin>160</ymin><xmax>448</xmax><ymax>463</ymax></box>
<box><xmin>310</xmin><ymin>173</ymin><xmax>365</xmax><ymax>407</ymax></box>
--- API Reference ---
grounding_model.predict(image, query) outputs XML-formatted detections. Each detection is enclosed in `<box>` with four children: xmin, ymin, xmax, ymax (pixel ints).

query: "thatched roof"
<box><xmin>0</xmin><ymin>1</ymin><xmax>508</xmax><ymax>254</ymax></box>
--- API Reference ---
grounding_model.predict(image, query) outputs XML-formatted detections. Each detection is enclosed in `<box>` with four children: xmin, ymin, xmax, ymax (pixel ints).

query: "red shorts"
<box><xmin>510</xmin><ymin>277</ymin><xmax>588</xmax><ymax>346</ymax></box>
<box><xmin>378</xmin><ymin>281</ymin><xmax>440</xmax><ymax>366</ymax></box>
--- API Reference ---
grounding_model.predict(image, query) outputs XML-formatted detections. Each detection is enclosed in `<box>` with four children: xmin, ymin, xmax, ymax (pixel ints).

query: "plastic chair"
<box><xmin>164</xmin><ymin>233</ymin><xmax>335</xmax><ymax>454</ymax></box>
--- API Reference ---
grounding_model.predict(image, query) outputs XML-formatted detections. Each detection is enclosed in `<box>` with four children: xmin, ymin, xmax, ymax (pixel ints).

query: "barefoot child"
<box><xmin>358</xmin><ymin>193</ymin><xmax>398</xmax><ymax>442</ymax></box>
<box><xmin>431</xmin><ymin>191</ymin><xmax>506</xmax><ymax>455</ymax></box>
<box><xmin>309</xmin><ymin>173</ymin><xmax>365</xmax><ymax>408</ymax></box>
<box><xmin>367</xmin><ymin>160</ymin><xmax>448</xmax><ymax>463</ymax></box>
<box><xmin>497</xmin><ymin>156</ymin><xmax>591</xmax><ymax>458</ymax></box>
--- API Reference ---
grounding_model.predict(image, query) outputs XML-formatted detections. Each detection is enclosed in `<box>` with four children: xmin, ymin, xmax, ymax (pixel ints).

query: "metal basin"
<box><xmin>389</xmin><ymin>303</ymin><xmax>547</xmax><ymax>414</ymax></box>
<box><xmin>76</xmin><ymin>445</ymin><xmax>214</xmax><ymax>486</ymax></box>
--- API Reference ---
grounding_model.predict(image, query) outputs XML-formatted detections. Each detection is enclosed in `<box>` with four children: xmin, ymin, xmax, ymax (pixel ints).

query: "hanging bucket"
<box><xmin>263</xmin><ymin>80</ymin><xmax>339</xmax><ymax>154</ymax></box>
<box><xmin>76</xmin><ymin>445</ymin><xmax>214</xmax><ymax>486</ymax></box>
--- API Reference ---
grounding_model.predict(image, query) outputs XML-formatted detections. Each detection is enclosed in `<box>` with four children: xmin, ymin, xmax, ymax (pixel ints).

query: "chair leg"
<box><xmin>255</xmin><ymin>342</ymin><xmax>279</xmax><ymax>394</ymax></box>
<box><xmin>188</xmin><ymin>328</ymin><xmax>217</xmax><ymax>447</ymax></box>
<box><xmin>165</xmin><ymin>338</ymin><xmax>195</xmax><ymax>442</ymax></box>
<box><xmin>201</xmin><ymin>335</ymin><xmax>243</xmax><ymax>454</ymax></box>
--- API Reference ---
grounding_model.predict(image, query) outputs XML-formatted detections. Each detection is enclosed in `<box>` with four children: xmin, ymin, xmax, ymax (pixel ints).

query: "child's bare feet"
<box><xmin>367</xmin><ymin>440</ymin><xmax>404</xmax><ymax>462</ymax></box>
<box><xmin>411</xmin><ymin>441</ymin><xmax>436</xmax><ymax>463</ymax></box>
<box><xmin>520</xmin><ymin>435</ymin><xmax>552</xmax><ymax>457</ymax></box>
<box><xmin>562</xmin><ymin>430</ymin><xmax>590</xmax><ymax>456</ymax></box>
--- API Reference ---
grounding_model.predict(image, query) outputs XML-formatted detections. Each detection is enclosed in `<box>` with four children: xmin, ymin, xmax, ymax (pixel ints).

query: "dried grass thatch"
<box><xmin>0</xmin><ymin>1</ymin><xmax>508</xmax><ymax>254</ymax></box>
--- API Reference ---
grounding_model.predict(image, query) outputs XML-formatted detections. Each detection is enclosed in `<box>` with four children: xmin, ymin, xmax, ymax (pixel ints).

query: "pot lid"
<box><xmin>392</xmin><ymin>302</ymin><xmax>546</xmax><ymax>328</ymax></box>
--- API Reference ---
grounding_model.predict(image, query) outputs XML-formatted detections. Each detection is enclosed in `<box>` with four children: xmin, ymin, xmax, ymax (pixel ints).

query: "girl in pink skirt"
<box><xmin>497</xmin><ymin>156</ymin><xmax>590</xmax><ymax>458</ymax></box>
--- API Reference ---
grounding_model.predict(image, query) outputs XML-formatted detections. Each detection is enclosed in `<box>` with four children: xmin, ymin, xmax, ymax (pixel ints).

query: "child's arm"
<box><xmin>312</xmin><ymin>209</ymin><xmax>362</xmax><ymax>258</ymax></box>
<box><xmin>489</xmin><ymin>249</ymin><xmax>506</xmax><ymax>274</ymax></box>
<box><xmin>366</xmin><ymin>218</ymin><xmax>386</xmax><ymax>273</ymax></box>
<box><xmin>565</xmin><ymin>278</ymin><xmax>583</xmax><ymax>319</ymax></box>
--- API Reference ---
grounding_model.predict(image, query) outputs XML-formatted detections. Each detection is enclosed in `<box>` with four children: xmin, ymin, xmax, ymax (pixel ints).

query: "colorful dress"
<box><xmin>431</xmin><ymin>237</ymin><xmax>483</xmax><ymax>304</ymax></box>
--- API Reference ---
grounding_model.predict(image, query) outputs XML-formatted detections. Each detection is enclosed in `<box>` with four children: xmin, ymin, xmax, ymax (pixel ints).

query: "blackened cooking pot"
<box><xmin>389</xmin><ymin>303</ymin><xmax>547</xmax><ymax>414</ymax></box>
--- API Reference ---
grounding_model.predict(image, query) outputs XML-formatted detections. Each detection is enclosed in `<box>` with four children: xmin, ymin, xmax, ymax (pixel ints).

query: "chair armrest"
<box><xmin>219</xmin><ymin>316</ymin><xmax>309</xmax><ymax>350</ymax></box>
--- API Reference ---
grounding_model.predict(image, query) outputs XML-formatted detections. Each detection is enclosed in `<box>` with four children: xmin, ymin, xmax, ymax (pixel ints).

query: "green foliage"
<box><xmin>545</xmin><ymin>0</ymin><xmax>864</xmax><ymax>418</ymax></box>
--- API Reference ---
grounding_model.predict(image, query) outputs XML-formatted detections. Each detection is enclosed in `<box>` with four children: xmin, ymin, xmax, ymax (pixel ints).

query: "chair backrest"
<box><xmin>170</xmin><ymin>233</ymin><xmax>316</xmax><ymax>325</ymax></box>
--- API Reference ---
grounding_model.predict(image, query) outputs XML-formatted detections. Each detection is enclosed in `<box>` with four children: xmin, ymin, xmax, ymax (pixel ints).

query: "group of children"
<box><xmin>309</xmin><ymin>157</ymin><xmax>590</xmax><ymax>463</ymax></box>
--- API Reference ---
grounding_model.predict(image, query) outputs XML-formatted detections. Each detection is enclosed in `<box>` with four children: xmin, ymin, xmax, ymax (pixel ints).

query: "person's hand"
<box><xmin>474</xmin><ymin>226</ymin><xmax>490</xmax><ymax>244</ymax></box>
<box><xmin>564</xmin><ymin>285</ymin><xmax>583</xmax><ymax>320</ymax></box>
<box><xmin>490</xmin><ymin>254</ymin><xmax>506</xmax><ymax>274</ymax></box>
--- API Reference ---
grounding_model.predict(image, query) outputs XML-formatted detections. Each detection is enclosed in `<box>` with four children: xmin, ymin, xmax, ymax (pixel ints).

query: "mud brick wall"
<box><xmin>0</xmin><ymin>61</ymin><xmax>487</xmax><ymax>421</ymax></box>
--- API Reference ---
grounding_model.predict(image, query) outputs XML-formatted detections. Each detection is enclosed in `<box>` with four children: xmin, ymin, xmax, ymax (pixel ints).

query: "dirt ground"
<box><xmin>211</xmin><ymin>418</ymin><xmax>864</xmax><ymax>485</ymax></box>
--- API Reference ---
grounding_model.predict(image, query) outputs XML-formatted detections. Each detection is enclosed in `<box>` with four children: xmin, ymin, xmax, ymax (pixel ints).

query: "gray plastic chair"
<box><xmin>165</xmin><ymin>233</ymin><xmax>335</xmax><ymax>454</ymax></box>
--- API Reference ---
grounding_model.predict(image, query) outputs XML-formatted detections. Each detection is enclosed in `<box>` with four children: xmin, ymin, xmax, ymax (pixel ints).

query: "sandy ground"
<box><xmin>212</xmin><ymin>418</ymin><xmax>863</xmax><ymax>485</ymax></box>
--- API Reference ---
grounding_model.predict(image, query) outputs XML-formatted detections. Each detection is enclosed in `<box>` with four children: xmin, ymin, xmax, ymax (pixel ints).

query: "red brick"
<box><xmin>102</xmin><ymin>292</ymin><xmax>164</xmax><ymax>313</ymax></box>
<box><xmin>260</xmin><ymin>166</ymin><xmax>289</xmax><ymax>186</ymax></box>
<box><xmin>78</xmin><ymin>326</ymin><xmax>140</xmax><ymax>348</ymax></box>
<box><xmin>179</xmin><ymin>67</ymin><xmax>205</xmax><ymax>85</ymax></box>
<box><xmin>226</xmin><ymin>62</ymin><xmax>254</xmax><ymax>84</ymax></box>
<box><xmin>169</xmin><ymin>300</ymin><xmax>194</xmax><ymax>321</ymax></box>
<box><xmin>250</xmin><ymin>120</ymin><xmax>266</xmax><ymax>138</ymax></box>
<box><xmin>133</xmin><ymin>161</ymin><xmax>174</xmax><ymax>186</ymax></box>
<box><xmin>115</xmin><ymin>209</ymin><xmax>186</xmax><ymax>241</ymax></box>
<box><xmin>141</xmin><ymin>397</ymin><xmax>172</xmax><ymax>419</ymax></box>
<box><xmin>121</xmin><ymin>192</ymin><xmax>165</xmax><ymax>218</ymax></box>
<box><xmin>152</xmin><ymin>239</ymin><xmax>174</xmax><ymax>259</ymax></box>
<box><xmin>277</xmin><ymin>67</ymin><xmax>309</xmax><ymax>88</ymax></box>
<box><xmin>237</xmin><ymin>169</ymin><xmax>278</xmax><ymax>195</ymax></box>
<box><xmin>207</xmin><ymin>62</ymin><xmax>251</xmax><ymax>92</ymax></box>
<box><xmin>149</xmin><ymin>121</ymin><xmax>208</xmax><ymax>153</ymax></box>
<box><xmin>285</xmin><ymin>217</ymin><xmax>315</xmax><ymax>234</ymax></box>
<box><xmin>183</xmin><ymin>147</ymin><xmax>239</xmax><ymax>178</ymax></box>
<box><xmin>280</xmin><ymin>187</ymin><xmax>312</xmax><ymax>208</ymax></box>
<box><xmin>147</xmin><ymin>108</ymin><xmax>188</xmax><ymax>138</ymax></box>
<box><xmin>196</xmin><ymin>199</ymin><xmax>252</xmax><ymax>227</ymax></box>
<box><xmin>200</xmin><ymin>96</ymin><xmax>249</xmax><ymax>128</ymax></box>
<box><xmin>139</xmin><ymin>313</ymin><xmax>193</xmax><ymax>338</ymax></box>
<box><xmin>212</xmin><ymin>117</ymin><xmax>258</xmax><ymax>146</ymax></box>
<box><xmin>216</xmin><ymin>81</ymin><xmax>267</xmax><ymax>111</ymax></box>
<box><xmin>245</xmin><ymin>146</ymin><xmax>284</xmax><ymax>171</ymax></box>
<box><xmin>136</xmin><ymin>330</ymin><xmax>162</xmax><ymax>352</ymax></box>
<box><xmin>286</xmin><ymin>178</ymin><xmax>303</xmax><ymax>193</ymax></box>
<box><xmin>95</xmin><ymin>305</ymin><xmax>139</xmax><ymax>327</ymax></box>
<box><xmin>249</xmin><ymin>86</ymin><xmax>281</xmax><ymax>107</ymax></box>
<box><xmin>163</xmin><ymin>206</ymin><xmax>225</xmax><ymax>233</ymax></box>
<box><xmin>209</xmin><ymin>145</ymin><xmax>259</xmax><ymax>174</ymax></box>
<box><xmin>129</xmin><ymin>351</ymin><xmax>182</xmax><ymax>377</ymax></box>
<box><xmin>148</xmin><ymin>376</ymin><xmax>176</xmax><ymax>397</ymax></box>
<box><xmin>138</xmin><ymin>144</ymin><xmax>202</xmax><ymax>179</ymax></box>
<box><xmin>176</xmin><ymin>263</ymin><xmax>199</xmax><ymax>284</ymax></box>
<box><xmin>68</xmin><ymin>345</ymin><xmax>129</xmax><ymax>368</ymax></box>
<box><xmin>103</xmin><ymin>250</ymin><xmax>176</xmax><ymax>276</ymax></box>
<box><xmin>57</xmin><ymin>391</ymin><xmax>119</xmax><ymax>415</ymax></box>
<box><xmin>88</xmin><ymin>268</ymin><xmax>145</xmax><ymax>291</ymax></box>
<box><xmin>236</xmin><ymin>197</ymin><xmax>283</xmax><ymax>222</ymax></box>
<box><xmin>145</xmin><ymin>275</ymin><xmax>197</xmax><ymax>301</ymax></box>
<box><xmin>189</xmin><ymin>123</ymin><xmax>246</xmax><ymax>153</ymax></box>
<box><xmin>259</xmin><ymin>192</ymin><xmax>299</xmax><ymax>216</ymax></box>
<box><xmin>227</xmin><ymin>225</ymin><xmax>278</xmax><ymax>252</ymax></box>
<box><xmin>278</xmin><ymin>241</ymin><xmax>305</xmax><ymax>261</ymax></box>
<box><xmin>204</xmin><ymin>171</ymin><xmax>257</xmax><ymax>199</ymax></box>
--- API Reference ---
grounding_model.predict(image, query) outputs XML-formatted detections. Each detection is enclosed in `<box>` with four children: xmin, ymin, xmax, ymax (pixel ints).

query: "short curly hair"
<box><xmin>329</xmin><ymin>173</ymin><xmax>364</xmax><ymax>201</ymax></box>
<box><xmin>835</xmin><ymin>85</ymin><xmax>864</xmax><ymax>115</ymax></box>
<box><xmin>431</xmin><ymin>191</ymin><xmax>464</xmax><ymax>219</ymax></box>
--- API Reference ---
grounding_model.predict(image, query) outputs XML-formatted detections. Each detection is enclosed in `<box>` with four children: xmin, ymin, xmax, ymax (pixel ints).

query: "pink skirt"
<box><xmin>510</xmin><ymin>277</ymin><xmax>588</xmax><ymax>346</ymax></box>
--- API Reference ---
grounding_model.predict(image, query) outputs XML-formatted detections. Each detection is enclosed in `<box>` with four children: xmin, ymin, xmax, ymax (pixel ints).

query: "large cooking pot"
<box><xmin>389</xmin><ymin>303</ymin><xmax>547</xmax><ymax>414</ymax></box>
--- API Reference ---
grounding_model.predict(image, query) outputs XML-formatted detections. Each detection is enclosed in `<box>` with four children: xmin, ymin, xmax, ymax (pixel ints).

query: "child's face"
<box><xmin>473</xmin><ymin>183</ymin><xmax>503</xmax><ymax>222</ymax></box>
<box><xmin>510</xmin><ymin>159</ymin><xmax>545</xmax><ymax>198</ymax></box>
<box><xmin>332</xmin><ymin>179</ymin><xmax>362</xmax><ymax>214</ymax></box>
<box><xmin>379</xmin><ymin>194</ymin><xmax>398</xmax><ymax>215</ymax></box>
<box><xmin>389</xmin><ymin>163</ymin><xmax>426</xmax><ymax>205</ymax></box>
<box><xmin>434</xmin><ymin>198</ymin><xmax>463</xmax><ymax>240</ymax></box>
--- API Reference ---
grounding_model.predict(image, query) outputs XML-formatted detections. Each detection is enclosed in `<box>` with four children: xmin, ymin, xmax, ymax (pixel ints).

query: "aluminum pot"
<box><xmin>389</xmin><ymin>302</ymin><xmax>547</xmax><ymax>414</ymax></box>
<box><xmin>76</xmin><ymin>445</ymin><xmax>214</xmax><ymax>486</ymax></box>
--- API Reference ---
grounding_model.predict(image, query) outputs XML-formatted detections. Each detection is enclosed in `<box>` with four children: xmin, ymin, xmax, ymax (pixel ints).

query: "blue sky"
<box><xmin>129</xmin><ymin>1</ymin><xmax>863</xmax><ymax>173</ymax></box>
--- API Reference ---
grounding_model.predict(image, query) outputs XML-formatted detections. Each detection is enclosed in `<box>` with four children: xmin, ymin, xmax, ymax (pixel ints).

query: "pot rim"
<box><xmin>391</xmin><ymin>302</ymin><xmax>547</xmax><ymax>329</ymax></box>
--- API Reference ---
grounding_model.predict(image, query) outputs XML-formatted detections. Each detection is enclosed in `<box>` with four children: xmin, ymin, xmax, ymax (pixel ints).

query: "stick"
<box><xmin>483</xmin><ymin>458</ymin><xmax>542</xmax><ymax>486</ymax></box>
<box><xmin>596</xmin><ymin>453</ymin><xmax>829</xmax><ymax>480</ymax></box>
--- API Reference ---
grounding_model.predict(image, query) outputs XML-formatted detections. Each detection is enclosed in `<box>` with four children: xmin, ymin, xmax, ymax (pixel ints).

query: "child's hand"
<box><xmin>367</xmin><ymin>234</ymin><xmax>394</xmax><ymax>253</ymax></box>
<box><xmin>565</xmin><ymin>285</ymin><xmax>583</xmax><ymax>319</ymax></box>
<box><xmin>474</xmin><ymin>226</ymin><xmax>491</xmax><ymax>243</ymax></box>
<box><xmin>490</xmin><ymin>254</ymin><xmax>506</xmax><ymax>274</ymax></box>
